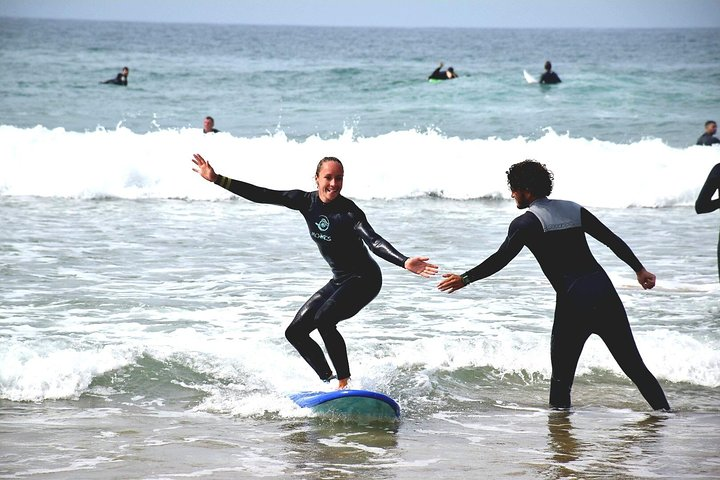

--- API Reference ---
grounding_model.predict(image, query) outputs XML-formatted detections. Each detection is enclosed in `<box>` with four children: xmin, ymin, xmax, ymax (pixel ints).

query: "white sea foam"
<box><xmin>1</xmin><ymin>125</ymin><xmax>717</xmax><ymax>207</ymax></box>
<box><xmin>2</xmin><ymin>320</ymin><xmax>717</xmax><ymax>405</ymax></box>
<box><xmin>0</xmin><ymin>340</ymin><xmax>139</xmax><ymax>402</ymax></box>
<box><xmin>353</xmin><ymin>327</ymin><xmax>720</xmax><ymax>388</ymax></box>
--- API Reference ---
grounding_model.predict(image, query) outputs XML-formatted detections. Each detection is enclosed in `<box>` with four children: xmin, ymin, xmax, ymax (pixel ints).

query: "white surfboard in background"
<box><xmin>523</xmin><ymin>69</ymin><xmax>538</xmax><ymax>84</ymax></box>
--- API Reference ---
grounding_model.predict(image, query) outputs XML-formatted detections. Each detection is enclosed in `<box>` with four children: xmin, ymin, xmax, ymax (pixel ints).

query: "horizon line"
<box><xmin>2</xmin><ymin>15</ymin><xmax>718</xmax><ymax>30</ymax></box>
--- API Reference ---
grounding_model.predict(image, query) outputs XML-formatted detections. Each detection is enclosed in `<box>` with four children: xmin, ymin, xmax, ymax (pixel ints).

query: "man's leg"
<box><xmin>596</xmin><ymin>291</ymin><xmax>670</xmax><ymax>410</ymax></box>
<box><xmin>549</xmin><ymin>300</ymin><xmax>591</xmax><ymax>409</ymax></box>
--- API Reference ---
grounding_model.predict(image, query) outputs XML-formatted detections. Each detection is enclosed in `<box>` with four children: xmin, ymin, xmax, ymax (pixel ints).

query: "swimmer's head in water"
<box><xmin>705</xmin><ymin>120</ymin><xmax>717</xmax><ymax>135</ymax></box>
<box><xmin>203</xmin><ymin>116</ymin><xmax>215</xmax><ymax>132</ymax></box>
<box><xmin>448</xmin><ymin>67</ymin><xmax>454</xmax><ymax>73</ymax></box>
<box><xmin>315</xmin><ymin>157</ymin><xmax>344</xmax><ymax>203</ymax></box>
<box><xmin>122</xmin><ymin>67</ymin><xmax>129</xmax><ymax>75</ymax></box>
<box><xmin>544</xmin><ymin>61</ymin><xmax>552</xmax><ymax>72</ymax></box>
<box><xmin>507</xmin><ymin>160</ymin><xmax>554</xmax><ymax>200</ymax></box>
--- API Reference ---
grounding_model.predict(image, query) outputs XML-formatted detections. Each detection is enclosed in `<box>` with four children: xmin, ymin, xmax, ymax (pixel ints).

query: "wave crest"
<box><xmin>1</xmin><ymin>125</ymin><xmax>718</xmax><ymax>207</ymax></box>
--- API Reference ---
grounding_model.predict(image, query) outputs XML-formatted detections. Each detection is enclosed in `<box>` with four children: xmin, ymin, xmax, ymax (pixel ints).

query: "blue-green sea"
<box><xmin>1</xmin><ymin>17</ymin><xmax>719</xmax><ymax>479</ymax></box>
<box><xmin>2</xmin><ymin>18</ymin><xmax>719</xmax><ymax>145</ymax></box>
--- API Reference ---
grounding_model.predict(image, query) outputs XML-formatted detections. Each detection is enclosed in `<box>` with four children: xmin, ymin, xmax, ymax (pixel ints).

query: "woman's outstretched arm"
<box><xmin>192</xmin><ymin>153</ymin><xmax>307</xmax><ymax>209</ymax></box>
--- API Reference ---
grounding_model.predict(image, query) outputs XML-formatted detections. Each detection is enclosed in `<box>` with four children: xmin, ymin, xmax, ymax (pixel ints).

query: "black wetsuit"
<box><xmin>103</xmin><ymin>73</ymin><xmax>127</xmax><ymax>86</ymax></box>
<box><xmin>461</xmin><ymin>198</ymin><xmax>669</xmax><ymax>410</ymax></box>
<box><xmin>696</xmin><ymin>133</ymin><xmax>720</xmax><ymax>146</ymax></box>
<box><xmin>214</xmin><ymin>175</ymin><xmax>408</xmax><ymax>380</ymax></box>
<box><xmin>428</xmin><ymin>67</ymin><xmax>456</xmax><ymax>80</ymax></box>
<box><xmin>204</xmin><ymin>128</ymin><xmax>219</xmax><ymax>134</ymax></box>
<box><xmin>695</xmin><ymin>163</ymin><xmax>720</xmax><ymax>282</ymax></box>
<box><xmin>540</xmin><ymin>71</ymin><xmax>561</xmax><ymax>84</ymax></box>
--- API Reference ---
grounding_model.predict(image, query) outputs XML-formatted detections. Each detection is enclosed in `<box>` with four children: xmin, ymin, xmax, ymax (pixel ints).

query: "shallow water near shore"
<box><xmin>3</xmin><ymin>398</ymin><xmax>719</xmax><ymax>479</ymax></box>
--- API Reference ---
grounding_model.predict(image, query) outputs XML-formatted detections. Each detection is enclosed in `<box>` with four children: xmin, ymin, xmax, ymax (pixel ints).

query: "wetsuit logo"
<box><xmin>315</xmin><ymin>215</ymin><xmax>330</xmax><ymax>232</ymax></box>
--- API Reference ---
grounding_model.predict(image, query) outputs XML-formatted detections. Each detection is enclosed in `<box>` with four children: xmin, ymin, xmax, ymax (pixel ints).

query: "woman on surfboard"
<box><xmin>192</xmin><ymin>154</ymin><xmax>438</xmax><ymax>389</ymax></box>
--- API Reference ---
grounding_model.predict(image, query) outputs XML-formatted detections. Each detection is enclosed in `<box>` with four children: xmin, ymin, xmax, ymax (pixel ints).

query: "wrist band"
<box><xmin>215</xmin><ymin>175</ymin><xmax>232</xmax><ymax>189</ymax></box>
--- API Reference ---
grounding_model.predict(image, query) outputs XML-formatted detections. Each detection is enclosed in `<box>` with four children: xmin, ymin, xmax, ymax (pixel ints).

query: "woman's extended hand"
<box><xmin>404</xmin><ymin>257</ymin><xmax>439</xmax><ymax>278</ymax></box>
<box><xmin>192</xmin><ymin>153</ymin><xmax>218</xmax><ymax>183</ymax></box>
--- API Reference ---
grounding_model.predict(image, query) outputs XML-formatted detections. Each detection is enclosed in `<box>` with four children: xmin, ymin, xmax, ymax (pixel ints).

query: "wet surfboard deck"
<box><xmin>290</xmin><ymin>389</ymin><xmax>400</xmax><ymax>420</ymax></box>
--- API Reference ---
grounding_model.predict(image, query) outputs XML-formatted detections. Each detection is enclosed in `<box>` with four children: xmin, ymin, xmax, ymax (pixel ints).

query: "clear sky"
<box><xmin>1</xmin><ymin>0</ymin><xmax>719</xmax><ymax>28</ymax></box>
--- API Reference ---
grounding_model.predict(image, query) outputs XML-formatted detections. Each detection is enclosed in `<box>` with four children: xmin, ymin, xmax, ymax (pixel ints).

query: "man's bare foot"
<box><xmin>337</xmin><ymin>377</ymin><xmax>349</xmax><ymax>390</ymax></box>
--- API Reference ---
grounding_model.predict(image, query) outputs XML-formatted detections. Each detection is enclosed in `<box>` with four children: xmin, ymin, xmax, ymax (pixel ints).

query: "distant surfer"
<box><xmin>191</xmin><ymin>154</ymin><xmax>437</xmax><ymax>390</ymax></box>
<box><xmin>101</xmin><ymin>66</ymin><xmax>129</xmax><ymax>86</ymax></box>
<box><xmin>438</xmin><ymin>160</ymin><xmax>670</xmax><ymax>411</ymax></box>
<box><xmin>203</xmin><ymin>116</ymin><xmax>219</xmax><ymax>134</ymax></box>
<box><xmin>695</xmin><ymin>162</ymin><xmax>720</xmax><ymax>282</ymax></box>
<box><xmin>696</xmin><ymin>120</ymin><xmax>720</xmax><ymax>146</ymax></box>
<box><xmin>428</xmin><ymin>62</ymin><xmax>458</xmax><ymax>80</ymax></box>
<box><xmin>539</xmin><ymin>61</ymin><xmax>561</xmax><ymax>84</ymax></box>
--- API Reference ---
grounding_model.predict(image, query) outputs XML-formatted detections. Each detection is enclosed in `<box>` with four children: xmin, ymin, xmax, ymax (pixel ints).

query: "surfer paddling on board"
<box><xmin>192</xmin><ymin>154</ymin><xmax>438</xmax><ymax>389</ymax></box>
<box><xmin>695</xmin><ymin>161</ymin><xmax>720</xmax><ymax>282</ymax></box>
<box><xmin>101</xmin><ymin>66</ymin><xmax>129</xmax><ymax>86</ymax></box>
<box><xmin>437</xmin><ymin>160</ymin><xmax>670</xmax><ymax>411</ymax></box>
<box><xmin>428</xmin><ymin>62</ymin><xmax>458</xmax><ymax>80</ymax></box>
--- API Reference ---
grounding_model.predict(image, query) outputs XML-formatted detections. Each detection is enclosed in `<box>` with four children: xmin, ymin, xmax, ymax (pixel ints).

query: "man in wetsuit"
<box><xmin>696</xmin><ymin>120</ymin><xmax>720</xmax><ymax>146</ymax></box>
<box><xmin>191</xmin><ymin>154</ymin><xmax>437</xmax><ymax>389</ymax></box>
<box><xmin>102</xmin><ymin>66</ymin><xmax>129</xmax><ymax>86</ymax></box>
<box><xmin>428</xmin><ymin>62</ymin><xmax>458</xmax><ymax>80</ymax></box>
<box><xmin>203</xmin><ymin>116</ymin><xmax>219</xmax><ymax>134</ymax></box>
<box><xmin>438</xmin><ymin>160</ymin><xmax>670</xmax><ymax>411</ymax></box>
<box><xmin>539</xmin><ymin>61</ymin><xmax>561</xmax><ymax>84</ymax></box>
<box><xmin>695</xmin><ymin>162</ymin><xmax>720</xmax><ymax>282</ymax></box>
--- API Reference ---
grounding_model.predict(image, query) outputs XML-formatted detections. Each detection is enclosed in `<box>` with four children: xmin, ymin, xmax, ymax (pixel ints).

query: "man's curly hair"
<box><xmin>506</xmin><ymin>160</ymin><xmax>554</xmax><ymax>197</ymax></box>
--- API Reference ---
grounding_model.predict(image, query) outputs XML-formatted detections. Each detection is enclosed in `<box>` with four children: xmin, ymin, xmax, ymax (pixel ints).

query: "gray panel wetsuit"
<box><xmin>461</xmin><ymin>198</ymin><xmax>669</xmax><ymax>410</ymax></box>
<box><xmin>214</xmin><ymin>175</ymin><xmax>408</xmax><ymax>381</ymax></box>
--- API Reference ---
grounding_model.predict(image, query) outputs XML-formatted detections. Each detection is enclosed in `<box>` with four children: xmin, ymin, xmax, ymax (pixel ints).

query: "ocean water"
<box><xmin>2</xmin><ymin>18</ymin><xmax>719</xmax><ymax>145</ymax></box>
<box><xmin>1</xmin><ymin>17</ymin><xmax>720</xmax><ymax>479</ymax></box>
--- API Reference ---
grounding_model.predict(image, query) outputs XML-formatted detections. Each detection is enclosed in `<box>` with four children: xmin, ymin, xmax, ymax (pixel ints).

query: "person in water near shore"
<box><xmin>203</xmin><ymin>116</ymin><xmax>219</xmax><ymax>134</ymax></box>
<box><xmin>437</xmin><ymin>160</ymin><xmax>670</xmax><ymax>411</ymax></box>
<box><xmin>102</xmin><ymin>66</ymin><xmax>129</xmax><ymax>86</ymax></box>
<box><xmin>696</xmin><ymin>120</ymin><xmax>720</xmax><ymax>146</ymax></box>
<box><xmin>191</xmin><ymin>154</ymin><xmax>438</xmax><ymax>389</ymax></box>
<box><xmin>695</xmin><ymin>162</ymin><xmax>720</xmax><ymax>282</ymax></box>
<box><xmin>539</xmin><ymin>61</ymin><xmax>561</xmax><ymax>84</ymax></box>
<box><xmin>428</xmin><ymin>62</ymin><xmax>458</xmax><ymax>80</ymax></box>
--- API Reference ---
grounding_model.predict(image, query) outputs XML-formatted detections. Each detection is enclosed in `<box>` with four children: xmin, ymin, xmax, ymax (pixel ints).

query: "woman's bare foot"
<box><xmin>337</xmin><ymin>377</ymin><xmax>350</xmax><ymax>390</ymax></box>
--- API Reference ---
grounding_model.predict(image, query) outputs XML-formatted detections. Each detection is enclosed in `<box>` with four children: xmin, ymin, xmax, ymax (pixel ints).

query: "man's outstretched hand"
<box><xmin>437</xmin><ymin>273</ymin><xmax>465</xmax><ymax>293</ymax></box>
<box><xmin>637</xmin><ymin>268</ymin><xmax>656</xmax><ymax>290</ymax></box>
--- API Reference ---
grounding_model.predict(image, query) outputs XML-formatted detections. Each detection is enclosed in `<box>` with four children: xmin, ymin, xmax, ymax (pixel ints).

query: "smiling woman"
<box><xmin>315</xmin><ymin>156</ymin><xmax>343</xmax><ymax>203</ymax></box>
<box><xmin>190</xmin><ymin>152</ymin><xmax>438</xmax><ymax>389</ymax></box>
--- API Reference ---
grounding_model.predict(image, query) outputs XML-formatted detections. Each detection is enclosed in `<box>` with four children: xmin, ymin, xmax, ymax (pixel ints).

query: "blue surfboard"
<box><xmin>290</xmin><ymin>389</ymin><xmax>400</xmax><ymax>419</ymax></box>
